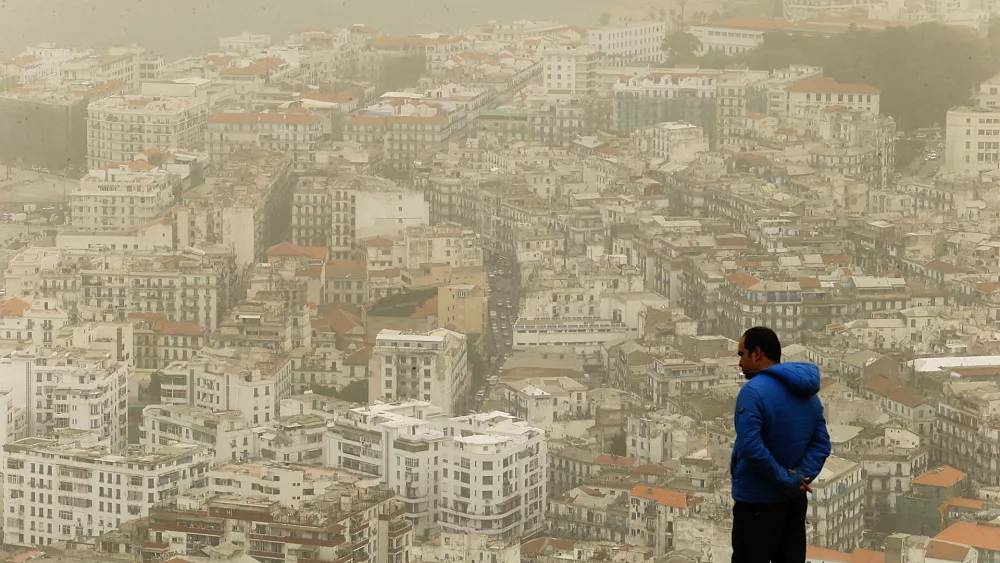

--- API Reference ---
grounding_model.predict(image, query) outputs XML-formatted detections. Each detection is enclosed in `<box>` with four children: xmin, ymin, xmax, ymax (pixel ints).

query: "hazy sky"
<box><xmin>0</xmin><ymin>0</ymin><xmax>613</xmax><ymax>58</ymax></box>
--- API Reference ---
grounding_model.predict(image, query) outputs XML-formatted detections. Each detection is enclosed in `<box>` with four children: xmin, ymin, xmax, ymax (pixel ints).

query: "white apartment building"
<box><xmin>687</xmin><ymin>21</ymin><xmax>768</xmax><ymax>56</ymax></box>
<box><xmin>944</xmin><ymin>106</ymin><xmax>1000</xmax><ymax>176</ymax></box>
<box><xmin>62</xmin><ymin>248</ymin><xmax>239</xmax><ymax>332</ymax></box>
<box><xmin>207</xmin><ymin>463</ymin><xmax>354</xmax><ymax>509</ymax></box>
<box><xmin>86</xmin><ymin>94</ymin><xmax>208</xmax><ymax>169</ymax></box>
<box><xmin>402</xmin><ymin>223</ymin><xmax>484</xmax><ymax>270</ymax></box>
<box><xmin>139</xmin><ymin>404</ymin><xmax>254</xmax><ymax>463</ymax></box>
<box><xmin>370</xmin><ymin>328</ymin><xmax>470</xmax><ymax>416</ymax></box>
<box><xmin>587</xmin><ymin>21</ymin><xmax>667</xmax><ymax>62</ymax></box>
<box><xmin>70</xmin><ymin>166</ymin><xmax>175</xmax><ymax>232</ymax></box>
<box><xmin>497</xmin><ymin>377</ymin><xmax>589</xmax><ymax>432</ymax></box>
<box><xmin>809</xmin><ymin>455</ymin><xmax>865</xmax><ymax>551</ymax></box>
<box><xmin>512</xmin><ymin>317</ymin><xmax>630</xmax><ymax>353</ymax></box>
<box><xmin>177</xmin><ymin>152</ymin><xmax>294</xmax><ymax>267</ymax></box>
<box><xmin>542</xmin><ymin>47</ymin><xmax>600</xmax><ymax>95</ymax></box>
<box><xmin>218</xmin><ymin>32</ymin><xmax>272</xmax><ymax>54</ymax></box>
<box><xmin>979</xmin><ymin>72</ymin><xmax>1000</xmax><ymax>108</ymax></box>
<box><xmin>205</xmin><ymin>110</ymin><xmax>323</xmax><ymax>171</ymax></box>
<box><xmin>438</xmin><ymin>412</ymin><xmax>547</xmax><ymax>539</ymax></box>
<box><xmin>253</xmin><ymin>413</ymin><xmax>328</xmax><ymax>465</ymax></box>
<box><xmin>157</xmin><ymin>348</ymin><xmax>292</xmax><ymax>426</ymax></box>
<box><xmin>415</xmin><ymin>533</ymin><xmax>520</xmax><ymax>563</ymax></box>
<box><xmin>2</xmin><ymin>437</ymin><xmax>211</xmax><ymax>547</ymax></box>
<box><xmin>0</xmin><ymin>386</ymin><xmax>28</xmax><ymax>442</ymax></box>
<box><xmin>60</xmin><ymin>49</ymin><xmax>141</xmax><ymax>91</ymax></box>
<box><xmin>628</xmin><ymin>485</ymin><xmax>699</xmax><ymax>555</ymax></box>
<box><xmin>292</xmin><ymin>174</ymin><xmax>429</xmax><ymax>260</ymax></box>
<box><xmin>784</xmin><ymin>76</ymin><xmax>880</xmax><ymax>116</ymax></box>
<box><xmin>0</xmin><ymin>347</ymin><xmax>129</xmax><ymax>452</ymax></box>
<box><xmin>325</xmin><ymin>402</ymin><xmax>547</xmax><ymax>540</ymax></box>
<box><xmin>631</xmin><ymin>122</ymin><xmax>709</xmax><ymax>163</ymax></box>
<box><xmin>626</xmin><ymin>412</ymin><xmax>699</xmax><ymax>464</ymax></box>
<box><xmin>325</xmin><ymin>401</ymin><xmax>446</xmax><ymax>536</ymax></box>
<box><xmin>0</xmin><ymin>296</ymin><xmax>69</xmax><ymax>348</ymax></box>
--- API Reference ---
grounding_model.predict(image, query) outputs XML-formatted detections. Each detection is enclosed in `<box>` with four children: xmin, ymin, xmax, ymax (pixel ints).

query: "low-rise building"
<box><xmin>157</xmin><ymin>348</ymin><xmax>291</xmax><ymax>426</ymax></box>
<box><xmin>369</xmin><ymin>328</ymin><xmax>470</xmax><ymax>416</ymax></box>
<box><xmin>548</xmin><ymin>485</ymin><xmax>629</xmax><ymax>543</ymax></box>
<box><xmin>139</xmin><ymin>404</ymin><xmax>253</xmax><ymax>463</ymax></box>
<box><xmin>205</xmin><ymin>109</ymin><xmax>323</xmax><ymax>171</ymax></box>
<box><xmin>69</xmin><ymin>166</ymin><xmax>176</xmax><ymax>232</ymax></box>
<box><xmin>809</xmin><ymin>455</ymin><xmax>865</xmax><ymax>551</ymax></box>
<box><xmin>176</xmin><ymin>151</ymin><xmax>295</xmax><ymax>267</ymax></box>
<box><xmin>325</xmin><ymin>402</ymin><xmax>547</xmax><ymax>540</ymax></box>
<box><xmin>0</xmin><ymin>346</ymin><xmax>129</xmax><ymax>452</ymax></box>
<box><xmin>87</xmin><ymin>94</ymin><xmax>207</xmax><ymax>169</ymax></box>
<box><xmin>944</xmin><ymin>106</ymin><xmax>1000</xmax><ymax>177</ymax></box>
<box><xmin>3</xmin><ymin>436</ymin><xmax>211</xmax><ymax>547</ymax></box>
<box><xmin>628</xmin><ymin>484</ymin><xmax>701</xmax><ymax>555</ymax></box>
<box><xmin>120</xmin><ymin>478</ymin><xmax>412</xmax><ymax>563</ymax></box>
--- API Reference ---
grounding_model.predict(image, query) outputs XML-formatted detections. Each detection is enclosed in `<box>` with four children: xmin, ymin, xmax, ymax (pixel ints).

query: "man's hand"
<box><xmin>789</xmin><ymin>469</ymin><xmax>813</xmax><ymax>493</ymax></box>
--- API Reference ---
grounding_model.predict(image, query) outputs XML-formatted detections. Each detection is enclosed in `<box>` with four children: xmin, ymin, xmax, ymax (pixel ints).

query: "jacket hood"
<box><xmin>760</xmin><ymin>362</ymin><xmax>821</xmax><ymax>397</ymax></box>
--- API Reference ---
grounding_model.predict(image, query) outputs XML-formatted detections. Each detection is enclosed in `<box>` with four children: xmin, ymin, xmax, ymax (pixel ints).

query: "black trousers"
<box><xmin>732</xmin><ymin>493</ymin><xmax>808</xmax><ymax>563</ymax></box>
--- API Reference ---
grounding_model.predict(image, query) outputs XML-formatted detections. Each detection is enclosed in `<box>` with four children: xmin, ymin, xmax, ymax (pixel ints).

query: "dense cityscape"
<box><xmin>0</xmin><ymin>0</ymin><xmax>998</xmax><ymax>562</ymax></box>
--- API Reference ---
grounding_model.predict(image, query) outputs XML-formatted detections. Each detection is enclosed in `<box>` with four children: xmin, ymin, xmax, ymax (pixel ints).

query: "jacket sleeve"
<box><xmin>734</xmin><ymin>386</ymin><xmax>799</xmax><ymax>490</ymax></box>
<box><xmin>796</xmin><ymin>401</ymin><xmax>832</xmax><ymax>481</ymax></box>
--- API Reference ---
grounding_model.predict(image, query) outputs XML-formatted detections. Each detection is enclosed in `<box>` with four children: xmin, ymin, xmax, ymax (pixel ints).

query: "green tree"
<box><xmin>333</xmin><ymin>380</ymin><xmax>368</xmax><ymax>403</ymax></box>
<box><xmin>663</xmin><ymin>31</ymin><xmax>703</xmax><ymax>64</ymax></box>
<box><xmin>609</xmin><ymin>431</ymin><xmax>627</xmax><ymax>456</ymax></box>
<box><xmin>735</xmin><ymin>24</ymin><xmax>998</xmax><ymax>130</ymax></box>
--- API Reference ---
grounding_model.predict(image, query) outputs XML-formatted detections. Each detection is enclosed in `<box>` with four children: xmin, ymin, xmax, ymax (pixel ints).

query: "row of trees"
<box><xmin>663</xmin><ymin>21</ymin><xmax>1000</xmax><ymax>130</ymax></box>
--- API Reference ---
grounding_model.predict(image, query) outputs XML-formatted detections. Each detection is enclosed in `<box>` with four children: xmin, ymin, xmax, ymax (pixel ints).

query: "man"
<box><xmin>731</xmin><ymin>327</ymin><xmax>831</xmax><ymax>563</ymax></box>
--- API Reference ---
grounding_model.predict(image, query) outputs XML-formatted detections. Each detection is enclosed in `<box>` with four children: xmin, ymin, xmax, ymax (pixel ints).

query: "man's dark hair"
<box><xmin>742</xmin><ymin>326</ymin><xmax>781</xmax><ymax>363</ymax></box>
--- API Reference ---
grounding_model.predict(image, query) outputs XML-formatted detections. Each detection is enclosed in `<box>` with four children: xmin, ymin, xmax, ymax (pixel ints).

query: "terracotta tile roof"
<box><xmin>799</xmin><ymin>276</ymin><xmax>821</xmax><ymax>289</ymax></box>
<box><xmin>521</xmin><ymin>538</ymin><xmax>576</xmax><ymax>557</ymax></box>
<box><xmin>886</xmin><ymin>385</ymin><xmax>927</xmax><ymax>408</ymax></box>
<box><xmin>863</xmin><ymin>374</ymin><xmax>926</xmax><ymax>407</ymax></box>
<box><xmin>726</xmin><ymin>272</ymin><xmax>760</xmax><ymax>289</ymax></box>
<box><xmin>127</xmin><ymin>160</ymin><xmax>156</xmax><ymax>172</ymax></box>
<box><xmin>325</xmin><ymin>260</ymin><xmax>367</xmax><ymax>278</ymax></box>
<box><xmin>344</xmin><ymin>345</ymin><xmax>371</xmax><ymax>365</ymax></box>
<box><xmin>941</xmin><ymin>496</ymin><xmax>985</xmax><ymax>511</ymax></box>
<box><xmin>806</xmin><ymin>546</ymin><xmax>852</xmax><ymax>562</ymax></box>
<box><xmin>632</xmin><ymin>463</ymin><xmax>672</xmax><ymax>477</ymax></box>
<box><xmin>787</xmin><ymin>76</ymin><xmax>880</xmax><ymax>95</ymax></box>
<box><xmin>0</xmin><ymin>298</ymin><xmax>31</xmax><ymax>317</ymax></box>
<box><xmin>302</xmin><ymin>90</ymin><xmax>357</xmax><ymax>104</ymax></box>
<box><xmin>937</xmin><ymin>521</ymin><xmax>1000</xmax><ymax>550</ymax></box>
<box><xmin>266</xmin><ymin>241</ymin><xmax>328</xmax><ymax>261</ymax></box>
<box><xmin>152</xmin><ymin>320</ymin><xmax>204</xmax><ymax>337</ymax></box>
<box><xmin>976</xmin><ymin>282</ymin><xmax>1000</xmax><ymax>294</ymax></box>
<box><xmin>913</xmin><ymin>465</ymin><xmax>966</xmax><ymax>489</ymax></box>
<box><xmin>925</xmin><ymin>541</ymin><xmax>972</xmax><ymax>562</ymax></box>
<box><xmin>297</xmin><ymin>265</ymin><xmax>323</xmax><ymax>279</ymax></box>
<box><xmin>315</xmin><ymin>307</ymin><xmax>363</xmax><ymax>335</ymax></box>
<box><xmin>364</xmin><ymin>236</ymin><xmax>396</xmax><ymax>248</ymax></box>
<box><xmin>413</xmin><ymin>294</ymin><xmax>438</xmax><ymax>319</ymax></box>
<box><xmin>630</xmin><ymin>484</ymin><xmax>689</xmax><ymax>509</ymax></box>
<box><xmin>849</xmin><ymin>549</ymin><xmax>886</xmax><ymax>563</ymax></box>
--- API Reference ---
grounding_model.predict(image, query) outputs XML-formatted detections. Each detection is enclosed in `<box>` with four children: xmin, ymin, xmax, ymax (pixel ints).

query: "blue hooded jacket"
<box><xmin>731</xmin><ymin>362</ymin><xmax>831</xmax><ymax>505</ymax></box>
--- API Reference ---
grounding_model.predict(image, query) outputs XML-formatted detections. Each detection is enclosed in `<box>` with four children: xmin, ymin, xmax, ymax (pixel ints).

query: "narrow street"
<box><xmin>470</xmin><ymin>251</ymin><xmax>517</xmax><ymax>411</ymax></box>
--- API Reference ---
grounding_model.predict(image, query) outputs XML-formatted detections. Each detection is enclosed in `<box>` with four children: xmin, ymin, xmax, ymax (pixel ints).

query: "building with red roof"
<box><xmin>784</xmin><ymin>75</ymin><xmax>880</xmax><ymax>116</ymax></box>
